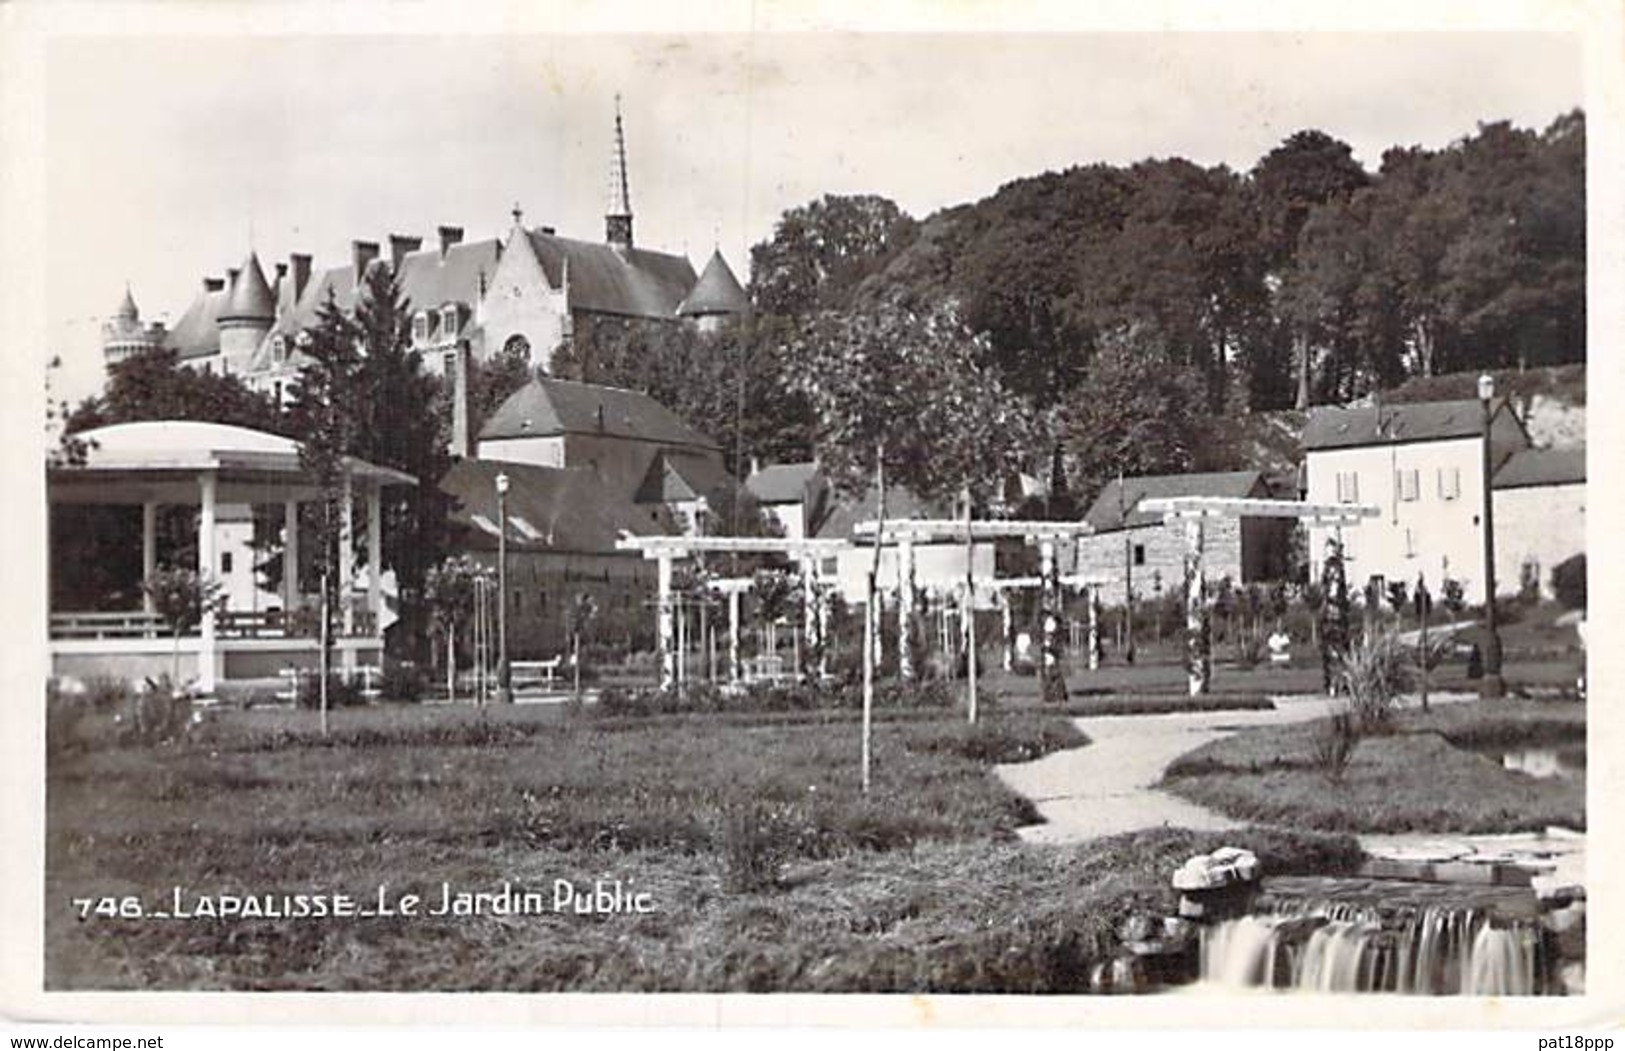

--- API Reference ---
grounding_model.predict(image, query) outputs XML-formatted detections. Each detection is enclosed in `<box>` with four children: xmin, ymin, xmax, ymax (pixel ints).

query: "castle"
<box><xmin>102</xmin><ymin>100</ymin><xmax>750</xmax><ymax>455</ymax></box>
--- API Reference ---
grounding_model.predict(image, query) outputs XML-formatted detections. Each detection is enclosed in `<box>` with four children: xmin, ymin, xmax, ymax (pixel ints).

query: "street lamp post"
<box><xmin>496</xmin><ymin>471</ymin><xmax>511</xmax><ymax>704</ymax></box>
<box><xmin>1477</xmin><ymin>374</ymin><xmax>1505</xmax><ymax>699</ymax></box>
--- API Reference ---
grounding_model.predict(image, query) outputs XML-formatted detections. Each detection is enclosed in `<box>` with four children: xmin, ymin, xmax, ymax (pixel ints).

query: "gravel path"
<box><xmin>996</xmin><ymin>692</ymin><xmax>1483</xmax><ymax>845</ymax></box>
<box><xmin>993</xmin><ymin>699</ymin><xmax>1339</xmax><ymax>844</ymax></box>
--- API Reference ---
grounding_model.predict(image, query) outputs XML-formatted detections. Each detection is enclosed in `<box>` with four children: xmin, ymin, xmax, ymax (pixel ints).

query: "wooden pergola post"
<box><xmin>367</xmin><ymin>483</ymin><xmax>383</xmax><ymax>641</ymax></box>
<box><xmin>1183</xmin><ymin>515</ymin><xmax>1209</xmax><ymax>696</ymax></box>
<box><xmin>897</xmin><ymin>537</ymin><xmax>916</xmax><ymax>680</ymax></box>
<box><xmin>656</xmin><ymin>552</ymin><xmax>676</xmax><ymax>691</ymax></box>
<box><xmin>1087</xmin><ymin>585</ymin><xmax>1101</xmax><ymax>671</ymax></box>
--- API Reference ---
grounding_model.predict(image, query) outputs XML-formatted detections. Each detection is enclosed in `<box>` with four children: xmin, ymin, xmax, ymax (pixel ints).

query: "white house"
<box><xmin>1492</xmin><ymin>446</ymin><xmax>1586</xmax><ymax>600</ymax></box>
<box><xmin>813</xmin><ymin>483</ymin><xmax>998</xmax><ymax>606</ymax></box>
<box><xmin>1302</xmin><ymin>398</ymin><xmax>1533</xmax><ymax>604</ymax></box>
<box><xmin>744</xmin><ymin>462</ymin><xmax>830</xmax><ymax>541</ymax></box>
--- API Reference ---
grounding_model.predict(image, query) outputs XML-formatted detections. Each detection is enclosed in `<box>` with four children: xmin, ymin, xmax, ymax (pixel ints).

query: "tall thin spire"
<box><xmin>605</xmin><ymin>94</ymin><xmax>634</xmax><ymax>250</ymax></box>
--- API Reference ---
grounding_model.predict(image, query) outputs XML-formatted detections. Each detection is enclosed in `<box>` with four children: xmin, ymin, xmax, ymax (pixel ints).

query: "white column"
<box><xmin>141</xmin><ymin>502</ymin><xmax>157</xmax><ymax>613</ymax></box>
<box><xmin>367</xmin><ymin>483</ymin><xmax>383</xmax><ymax>640</ymax></box>
<box><xmin>1040</xmin><ymin>537</ymin><xmax>1064</xmax><ymax>702</ymax></box>
<box><xmin>897</xmin><ymin>537</ymin><xmax>915</xmax><ymax>679</ymax></box>
<box><xmin>339</xmin><ymin>472</ymin><xmax>355</xmax><ymax>638</ymax></box>
<box><xmin>197</xmin><ymin>473</ymin><xmax>218</xmax><ymax>693</ymax></box>
<box><xmin>282</xmin><ymin>500</ymin><xmax>299</xmax><ymax>617</ymax></box>
<box><xmin>657</xmin><ymin>553</ymin><xmax>676</xmax><ymax>691</ymax></box>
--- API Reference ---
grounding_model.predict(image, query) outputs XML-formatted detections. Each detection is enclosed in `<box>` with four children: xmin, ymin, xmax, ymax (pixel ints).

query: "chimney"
<box><xmin>204</xmin><ymin>277</ymin><xmax>225</xmax><ymax>293</ymax></box>
<box><xmin>274</xmin><ymin>261</ymin><xmax>288</xmax><ymax>281</ymax></box>
<box><xmin>750</xmin><ymin>456</ymin><xmax>761</xmax><ymax>477</ymax></box>
<box><xmin>352</xmin><ymin>240</ymin><xmax>380</xmax><ymax>284</ymax></box>
<box><xmin>449</xmin><ymin>344</ymin><xmax>471</xmax><ymax>459</ymax></box>
<box><xmin>437</xmin><ymin>225</ymin><xmax>464</xmax><ymax>260</ymax></box>
<box><xmin>226</xmin><ymin>267</ymin><xmax>241</xmax><ymax>292</ymax></box>
<box><xmin>389</xmin><ymin>234</ymin><xmax>423</xmax><ymax>273</ymax></box>
<box><xmin>290</xmin><ymin>253</ymin><xmax>313</xmax><ymax>303</ymax></box>
<box><xmin>540</xmin><ymin>225</ymin><xmax>556</xmax><ymax>235</ymax></box>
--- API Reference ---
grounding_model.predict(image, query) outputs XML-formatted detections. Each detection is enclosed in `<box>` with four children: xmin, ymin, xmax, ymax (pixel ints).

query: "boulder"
<box><xmin>1171</xmin><ymin>847</ymin><xmax>1261</xmax><ymax>891</ymax></box>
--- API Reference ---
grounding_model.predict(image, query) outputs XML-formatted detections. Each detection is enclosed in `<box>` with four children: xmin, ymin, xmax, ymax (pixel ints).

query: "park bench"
<box><xmin>511</xmin><ymin>657</ymin><xmax>564</xmax><ymax>691</ymax></box>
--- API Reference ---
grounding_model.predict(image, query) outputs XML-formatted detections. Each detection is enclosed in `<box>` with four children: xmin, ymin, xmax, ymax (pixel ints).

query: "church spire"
<box><xmin>605</xmin><ymin>94</ymin><xmax>634</xmax><ymax>250</ymax></box>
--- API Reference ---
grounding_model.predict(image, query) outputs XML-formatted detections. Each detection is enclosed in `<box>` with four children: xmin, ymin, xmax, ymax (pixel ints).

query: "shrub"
<box><xmin>1553</xmin><ymin>554</ymin><xmax>1586</xmax><ymax>611</ymax></box>
<box><xmin>1338</xmin><ymin>631</ymin><xmax>1410</xmax><ymax>730</ymax></box>
<box><xmin>1234</xmin><ymin>633</ymin><xmax>1264</xmax><ymax>670</ymax></box>
<box><xmin>711</xmin><ymin>798</ymin><xmax>815</xmax><ymax>893</ymax></box>
<box><xmin>1312</xmin><ymin>710</ymin><xmax>1360</xmax><ymax>782</ymax></box>
<box><xmin>295</xmin><ymin>673</ymin><xmax>366</xmax><ymax>710</ymax></box>
<box><xmin>379</xmin><ymin>661</ymin><xmax>426</xmax><ymax>703</ymax></box>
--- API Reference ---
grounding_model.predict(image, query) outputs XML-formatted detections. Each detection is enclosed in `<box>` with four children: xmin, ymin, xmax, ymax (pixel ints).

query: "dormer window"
<box><xmin>271</xmin><ymin>334</ymin><xmax>287</xmax><ymax>364</ymax></box>
<box><xmin>413</xmin><ymin>311</ymin><xmax>429</xmax><ymax>344</ymax></box>
<box><xmin>440</xmin><ymin>306</ymin><xmax>459</xmax><ymax>338</ymax></box>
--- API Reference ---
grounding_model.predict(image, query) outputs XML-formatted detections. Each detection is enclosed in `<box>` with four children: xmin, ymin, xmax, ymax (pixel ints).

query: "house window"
<box><xmin>1437</xmin><ymin>466</ymin><xmax>1461</xmax><ymax>500</ymax></box>
<box><xmin>1396</xmin><ymin>469</ymin><xmax>1420</xmax><ymax>502</ymax></box>
<box><xmin>1405</xmin><ymin>528</ymin><xmax>1417</xmax><ymax>558</ymax></box>
<box><xmin>221</xmin><ymin>551</ymin><xmax>234</xmax><ymax>574</ymax></box>
<box><xmin>1335</xmin><ymin>471</ymin><xmax>1360</xmax><ymax>503</ymax></box>
<box><xmin>413</xmin><ymin>312</ymin><xmax>429</xmax><ymax>343</ymax></box>
<box><xmin>443</xmin><ymin>350</ymin><xmax>458</xmax><ymax>382</ymax></box>
<box><xmin>1133</xmin><ymin>544</ymin><xmax>1147</xmax><ymax>566</ymax></box>
<box><xmin>513</xmin><ymin>590</ymin><xmax>523</xmax><ymax>614</ymax></box>
<box><xmin>272</xmin><ymin>335</ymin><xmax>287</xmax><ymax>363</ymax></box>
<box><xmin>441</xmin><ymin>306</ymin><xmax>459</xmax><ymax>337</ymax></box>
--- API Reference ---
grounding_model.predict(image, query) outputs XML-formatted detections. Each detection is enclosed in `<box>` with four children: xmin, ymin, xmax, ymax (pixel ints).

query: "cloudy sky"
<box><xmin>41</xmin><ymin>26</ymin><xmax>1583</xmax><ymax>404</ymax></box>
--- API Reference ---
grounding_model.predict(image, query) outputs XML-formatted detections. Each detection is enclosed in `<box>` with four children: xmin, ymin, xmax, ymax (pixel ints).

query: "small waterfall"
<box><xmin>1198</xmin><ymin>897</ymin><xmax>1550</xmax><ymax>995</ymax></box>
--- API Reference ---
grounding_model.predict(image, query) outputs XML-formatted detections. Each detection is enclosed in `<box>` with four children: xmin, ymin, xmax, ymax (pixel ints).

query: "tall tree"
<box><xmin>1250</xmin><ymin>130</ymin><xmax>1370</xmax><ymax>408</ymax></box>
<box><xmin>749</xmin><ymin>194</ymin><xmax>919</xmax><ymax>317</ymax></box>
<box><xmin>349</xmin><ymin>264</ymin><xmax>453</xmax><ymax>661</ymax></box>
<box><xmin>1059</xmin><ymin>324</ymin><xmax>1206</xmax><ymax>509</ymax></box>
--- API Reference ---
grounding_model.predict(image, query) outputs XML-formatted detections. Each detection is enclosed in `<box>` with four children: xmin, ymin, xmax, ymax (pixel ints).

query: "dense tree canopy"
<box><xmin>748</xmin><ymin>194</ymin><xmax>920</xmax><ymax>317</ymax></box>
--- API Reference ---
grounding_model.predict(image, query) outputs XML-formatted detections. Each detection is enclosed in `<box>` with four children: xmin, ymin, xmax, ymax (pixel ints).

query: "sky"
<box><xmin>42</xmin><ymin>29</ymin><xmax>1583</xmax><ymax>405</ymax></box>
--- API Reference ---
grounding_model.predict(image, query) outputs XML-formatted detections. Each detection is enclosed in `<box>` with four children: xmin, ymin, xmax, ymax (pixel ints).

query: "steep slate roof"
<box><xmin>677</xmin><ymin>250</ymin><xmax>749</xmax><ymax>317</ymax></box>
<box><xmin>524</xmin><ymin>229</ymin><xmax>696</xmax><ymax>319</ymax></box>
<box><xmin>440</xmin><ymin>459</ymin><xmax>659</xmax><ymax>554</ymax></box>
<box><xmin>1493</xmin><ymin>446</ymin><xmax>1586</xmax><ymax>489</ymax></box>
<box><xmin>746</xmin><ymin>462</ymin><xmax>820</xmax><ymax>504</ymax></box>
<box><xmin>814</xmin><ymin>482</ymin><xmax>955</xmax><ymax>541</ymax></box>
<box><xmin>222</xmin><ymin>253</ymin><xmax>276</xmax><ymax>321</ymax></box>
<box><xmin>480</xmin><ymin>377</ymin><xmax>720</xmax><ymax>449</ymax></box>
<box><xmin>633</xmin><ymin>450</ymin><xmax>746</xmax><ymax>507</ymax></box>
<box><xmin>1084</xmin><ymin>471</ymin><xmax>1267</xmax><ymax>533</ymax></box>
<box><xmin>1303</xmin><ymin>400</ymin><xmax>1501</xmax><ymax>450</ymax></box>
<box><xmin>163</xmin><ymin>282</ymin><xmax>228</xmax><ymax>360</ymax></box>
<box><xmin>394</xmin><ymin>239</ymin><xmax>503</xmax><ymax>317</ymax></box>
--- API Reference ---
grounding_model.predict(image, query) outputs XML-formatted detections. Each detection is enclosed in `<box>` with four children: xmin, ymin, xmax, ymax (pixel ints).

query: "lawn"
<box><xmin>1159</xmin><ymin>698</ymin><xmax>1586</xmax><ymax>834</ymax></box>
<box><xmin>46</xmin><ymin>698</ymin><xmax>1358</xmax><ymax>991</ymax></box>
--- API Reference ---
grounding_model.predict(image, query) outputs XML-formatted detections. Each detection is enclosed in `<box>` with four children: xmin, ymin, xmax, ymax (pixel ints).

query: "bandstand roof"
<box><xmin>48</xmin><ymin>421</ymin><xmax>417</xmax><ymax>505</ymax></box>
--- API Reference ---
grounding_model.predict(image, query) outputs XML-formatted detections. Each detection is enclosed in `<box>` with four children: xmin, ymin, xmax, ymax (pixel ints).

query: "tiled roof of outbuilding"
<box><xmin>1493</xmin><ymin>446</ymin><xmax>1586</xmax><ymax>489</ymax></box>
<box><xmin>479</xmin><ymin>377</ymin><xmax>720</xmax><ymax>450</ymax></box>
<box><xmin>1084</xmin><ymin>471</ymin><xmax>1267</xmax><ymax>533</ymax></box>
<box><xmin>1303</xmin><ymin>400</ymin><xmax>1496</xmax><ymax>450</ymax></box>
<box><xmin>442</xmin><ymin>458</ymin><xmax>660</xmax><ymax>554</ymax></box>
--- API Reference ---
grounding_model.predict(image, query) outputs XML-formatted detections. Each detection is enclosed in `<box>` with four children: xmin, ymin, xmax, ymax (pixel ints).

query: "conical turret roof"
<box><xmin>116</xmin><ymin>284</ymin><xmax>139</xmax><ymax>321</ymax></box>
<box><xmin>676</xmin><ymin>249</ymin><xmax>749</xmax><ymax>317</ymax></box>
<box><xmin>222</xmin><ymin>251</ymin><xmax>276</xmax><ymax>321</ymax></box>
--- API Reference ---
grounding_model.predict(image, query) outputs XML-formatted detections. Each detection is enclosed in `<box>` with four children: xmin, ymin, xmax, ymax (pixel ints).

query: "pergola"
<box><xmin>614</xmin><ymin>534</ymin><xmax>850</xmax><ymax>690</ymax></box>
<box><xmin>48</xmin><ymin>421</ymin><xmax>416</xmax><ymax>692</ymax></box>
<box><xmin>853</xmin><ymin>518</ymin><xmax>1097</xmax><ymax>686</ymax></box>
<box><xmin>1137</xmin><ymin>496</ymin><xmax>1381</xmax><ymax>695</ymax></box>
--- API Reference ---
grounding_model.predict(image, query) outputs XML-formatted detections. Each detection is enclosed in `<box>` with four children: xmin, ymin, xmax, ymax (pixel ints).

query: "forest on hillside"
<box><xmin>565</xmin><ymin>111</ymin><xmax>1584</xmax><ymax>509</ymax></box>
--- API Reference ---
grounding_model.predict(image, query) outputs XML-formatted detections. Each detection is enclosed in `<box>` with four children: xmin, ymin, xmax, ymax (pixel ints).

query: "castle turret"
<box><xmin>677</xmin><ymin>249</ymin><xmax>750</xmax><ymax>333</ymax></box>
<box><xmin>218</xmin><ymin>251</ymin><xmax>276</xmax><ymax>376</ymax></box>
<box><xmin>101</xmin><ymin>284</ymin><xmax>164</xmax><ymax>371</ymax></box>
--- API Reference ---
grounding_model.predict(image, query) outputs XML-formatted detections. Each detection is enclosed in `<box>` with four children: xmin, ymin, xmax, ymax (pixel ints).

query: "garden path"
<box><xmin>996</xmin><ymin>692</ymin><xmax>1478</xmax><ymax>845</ymax></box>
